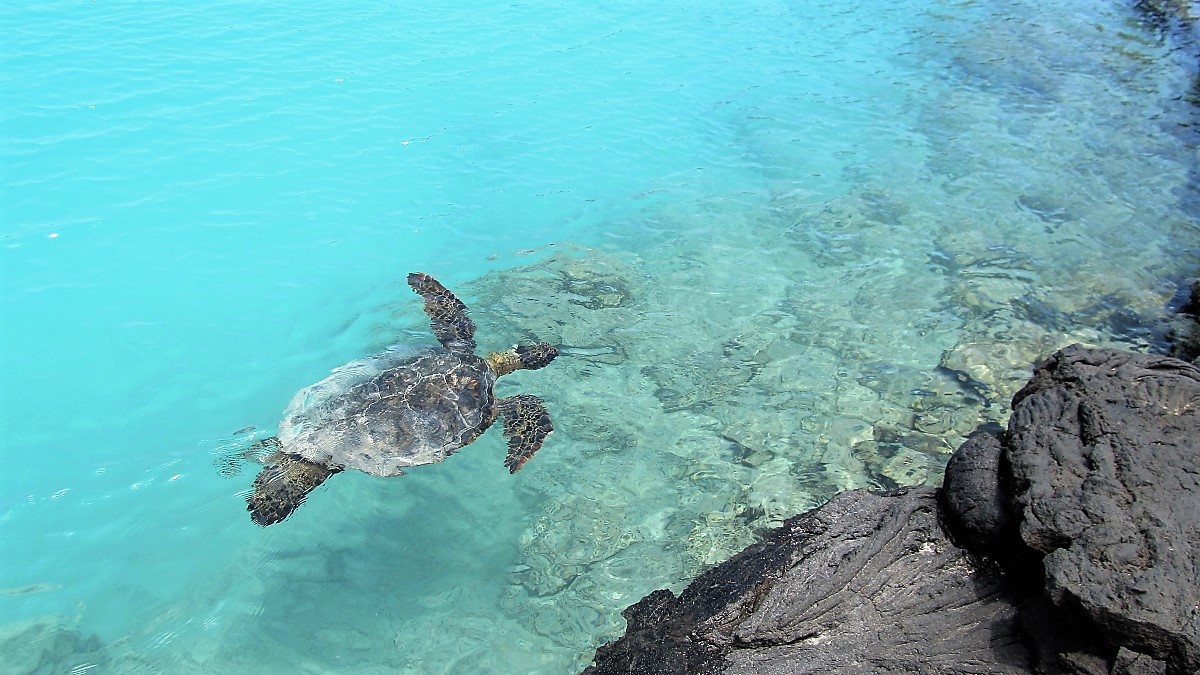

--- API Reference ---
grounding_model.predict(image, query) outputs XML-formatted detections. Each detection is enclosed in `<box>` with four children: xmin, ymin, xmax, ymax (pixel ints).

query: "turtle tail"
<box><xmin>247</xmin><ymin>452</ymin><xmax>342</xmax><ymax>526</ymax></box>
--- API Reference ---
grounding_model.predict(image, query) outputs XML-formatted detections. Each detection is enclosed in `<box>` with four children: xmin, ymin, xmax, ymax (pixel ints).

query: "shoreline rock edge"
<box><xmin>583</xmin><ymin>345</ymin><xmax>1199</xmax><ymax>675</ymax></box>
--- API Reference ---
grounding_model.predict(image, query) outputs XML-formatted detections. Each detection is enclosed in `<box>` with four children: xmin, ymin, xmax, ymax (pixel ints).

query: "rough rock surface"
<box><xmin>1007</xmin><ymin>346</ymin><xmax>1200</xmax><ymax>670</ymax></box>
<box><xmin>938</xmin><ymin>423</ymin><xmax>1020</xmax><ymax>558</ymax></box>
<box><xmin>584</xmin><ymin>346</ymin><xmax>1199</xmax><ymax>675</ymax></box>
<box><xmin>585</xmin><ymin>488</ymin><xmax>1032</xmax><ymax>675</ymax></box>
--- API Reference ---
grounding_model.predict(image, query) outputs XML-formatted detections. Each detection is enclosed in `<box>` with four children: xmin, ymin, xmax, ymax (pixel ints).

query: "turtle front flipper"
<box><xmin>247</xmin><ymin>452</ymin><xmax>343</xmax><ymax>526</ymax></box>
<box><xmin>407</xmin><ymin>272</ymin><xmax>477</xmax><ymax>354</ymax></box>
<box><xmin>496</xmin><ymin>394</ymin><xmax>554</xmax><ymax>473</ymax></box>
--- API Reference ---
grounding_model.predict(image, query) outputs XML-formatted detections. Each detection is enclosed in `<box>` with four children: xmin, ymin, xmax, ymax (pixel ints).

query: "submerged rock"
<box><xmin>0</xmin><ymin>614</ymin><xmax>107</xmax><ymax>675</ymax></box>
<box><xmin>584</xmin><ymin>346</ymin><xmax>1200</xmax><ymax>675</ymax></box>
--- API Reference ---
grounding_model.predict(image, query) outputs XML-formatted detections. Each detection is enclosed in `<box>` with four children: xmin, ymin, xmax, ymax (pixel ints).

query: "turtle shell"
<box><xmin>277</xmin><ymin>345</ymin><xmax>498</xmax><ymax>476</ymax></box>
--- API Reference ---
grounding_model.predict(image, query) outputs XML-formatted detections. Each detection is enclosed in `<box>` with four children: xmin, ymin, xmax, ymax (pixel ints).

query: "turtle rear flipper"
<box><xmin>407</xmin><ymin>272</ymin><xmax>477</xmax><ymax>354</ymax></box>
<box><xmin>247</xmin><ymin>453</ymin><xmax>342</xmax><ymax>526</ymax></box>
<box><xmin>496</xmin><ymin>394</ymin><xmax>554</xmax><ymax>473</ymax></box>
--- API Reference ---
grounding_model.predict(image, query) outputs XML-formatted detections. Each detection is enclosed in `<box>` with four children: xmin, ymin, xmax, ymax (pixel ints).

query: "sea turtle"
<box><xmin>245</xmin><ymin>272</ymin><xmax>558</xmax><ymax>526</ymax></box>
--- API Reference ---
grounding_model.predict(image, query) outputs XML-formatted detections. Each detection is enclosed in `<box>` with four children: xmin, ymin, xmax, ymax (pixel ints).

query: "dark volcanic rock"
<box><xmin>939</xmin><ymin>423</ymin><xmax>1020</xmax><ymax>558</ymax></box>
<box><xmin>1181</xmin><ymin>279</ymin><xmax>1200</xmax><ymax>317</ymax></box>
<box><xmin>1167</xmin><ymin>278</ymin><xmax>1200</xmax><ymax>363</ymax></box>
<box><xmin>1006</xmin><ymin>346</ymin><xmax>1200</xmax><ymax>671</ymax></box>
<box><xmin>585</xmin><ymin>488</ymin><xmax>1034</xmax><ymax>675</ymax></box>
<box><xmin>586</xmin><ymin>346</ymin><xmax>1199</xmax><ymax>675</ymax></box>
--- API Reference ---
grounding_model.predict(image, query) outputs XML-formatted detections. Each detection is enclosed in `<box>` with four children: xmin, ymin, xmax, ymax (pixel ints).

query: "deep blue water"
<box><xmin>2</xmin><ymin>0</ymin><xmax>1197</xmax><ymax>672</ymax></box>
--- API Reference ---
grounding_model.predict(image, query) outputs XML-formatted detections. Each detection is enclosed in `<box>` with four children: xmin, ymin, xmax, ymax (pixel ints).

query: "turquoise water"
<box><xmin>2</xmin><ymin>0</ymin><xmax>1197</xmax><ymax>672</ymax></box>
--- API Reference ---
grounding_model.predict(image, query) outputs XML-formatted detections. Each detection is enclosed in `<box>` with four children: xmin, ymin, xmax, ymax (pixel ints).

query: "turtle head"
<box><xmin>516</xmin><ymin>343</ymin><xmax>558</xmax><ymax>370</ymax></box>
<box><xmin>486</xmin><ymin>343</ymin><xmax>559</xmax><ymax>376</ymax></box>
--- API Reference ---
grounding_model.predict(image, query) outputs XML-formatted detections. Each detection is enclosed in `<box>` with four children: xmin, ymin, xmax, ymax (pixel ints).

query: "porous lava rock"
<box><xmin>938</xmin><ymin>423</ymin><xmax>1020</xmax><ymax>558</ymax></box>
<box><xmin>1005</xmin><ymin>346</ymin><xmax>1199</xmax><ymax>671</ymax></box>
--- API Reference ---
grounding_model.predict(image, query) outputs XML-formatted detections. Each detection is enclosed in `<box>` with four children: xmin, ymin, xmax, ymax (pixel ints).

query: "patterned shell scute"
<box><xmin>278</xmin><ymin>347</ymin><xmax>498</xmax><ymax>476</ymax></box>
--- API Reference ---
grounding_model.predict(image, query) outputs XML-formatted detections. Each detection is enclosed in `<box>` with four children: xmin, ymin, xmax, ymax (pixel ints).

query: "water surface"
<box><xmin>1</xmin><ymin>0</ymin><xmax>1197</xmax><ymax>672</ymax></box>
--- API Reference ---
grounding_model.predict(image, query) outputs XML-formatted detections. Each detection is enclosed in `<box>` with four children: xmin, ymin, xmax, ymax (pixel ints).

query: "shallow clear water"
<box><xmin>1</xmin><ymin>0</ymin><xmax>1197</xmax><ymax>672</ymax></box>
